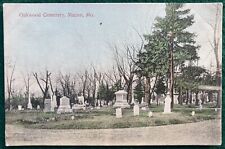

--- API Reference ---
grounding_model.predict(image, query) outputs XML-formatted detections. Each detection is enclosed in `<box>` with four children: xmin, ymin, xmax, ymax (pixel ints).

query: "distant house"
<box><xmin>198</xmin><ymin>85</ymin><xmax>221</xmax><ymax>91</ymax></box>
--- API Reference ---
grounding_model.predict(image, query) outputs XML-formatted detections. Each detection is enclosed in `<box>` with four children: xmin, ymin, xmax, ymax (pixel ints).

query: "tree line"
<box><xmin>5</xmin><ymin>4</ymin><xmax>221</xmax><ymax>110</ymax></box>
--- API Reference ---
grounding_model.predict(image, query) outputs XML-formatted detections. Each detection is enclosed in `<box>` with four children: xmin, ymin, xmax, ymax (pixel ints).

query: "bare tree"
<box><xmin>5</xmin><ymin>62</ymin><xmax>15</xmax><ymax>110</ymax></box>
<box><xmin>22</xmin><ymin>72</ymin><xmax>31</xmax><ymax>108</ymax></box>
<box><xmin>33</xmin><ymin>70</ymin><xmax>51</xmax><ymax>108</ymax></box>
<box><xmin>77</xmin><ymin>70</ymin><xmax>89</xmax><ymax>101</ymax></box>
<box><xmin>112</xmin><ymin>44</ymin><xmax>139</xmax><ymax>104</ymax></box>
<box><xmin>104</xmin><ymin>65</ymin><xmax>122</xmax><ymax>90</ymax></box>
<box><xmin>207</xmin><ymin>4</ymin><xmax>222</xmax><ymax>108</ymax></box>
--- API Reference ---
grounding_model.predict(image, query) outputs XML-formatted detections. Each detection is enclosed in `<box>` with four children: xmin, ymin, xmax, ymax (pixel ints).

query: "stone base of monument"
<box><xmin>162</xmin><ymin>111</ymin><xmax>172</xmax><ymax>114</ymax></box>
<box><xmin>44</xmin><ymin>99</ymin><xmax>52</xmax><ymax>112</ymax></box>
<box><xmin>139</xmin><ymin>102</ymin><xmax>149</xmax><ymax>111</ymax></box>
<box><xmin>113</xmin><ymin>101</ymin><xmax>130</xmax><ymax>108</ymax></box>
<box><xmin>27</xmin><ymin>103</ymin><xmax>32</xmax><ymax>109</ymax></box>
<box><xmin>18</xmin><ymin>105</ymin><xmax>22</xmax><ymax>111</ymax></box>
<box><xmin>163</xmin><ymin>93</ymin><xmax>172</xmax><ymax>114</ymax></box>
<box><xmin>57</xmin><ymin>106</ymin><xmax>72</xmax><ymax>114</ymax></box>
<box><xmin>72</xmin><ymin>104</ymin><xmax>85</xmax><ymax>110</ymax></box>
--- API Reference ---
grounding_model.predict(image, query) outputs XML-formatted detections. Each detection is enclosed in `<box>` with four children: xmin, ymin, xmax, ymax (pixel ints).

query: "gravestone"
<box><xmin>37</xmin><ymin>105</ymin><xmax>40</xmax><ymax>110</ymax></box>
<box><xmin>140</xmin><ymin>97</ymin><xmax>148</xmax><ymax>110</ymax></box>
<box><xmin>72</xmin><ymin>104</ymin><xmax>85</xmax><ymax>111</ymax></box>
<box><xmin>174</xmin><ymin>94</ymin><xmax>179</xmax><ymax>104</ymax></box>
<box><xmin>163</xmin><ymin>92</ymin><xmax>171</xmax><ymax>114</ymax></box>
<box><xmin>44</xmin><ymin>99</ymin><xmax>51</xmax><ymax>112</ymax></box>
<box><xmin>131</xmin><ymin>94</ymin><xmax>135</xmax><ymax>104</ymax></box>
<box><xmin>148</xmin><ymin>111</ymin><xmax>153</xmax><ymax>117</ymax></box>
<box><xmin>57</xmin><ymin>96</ymin><xmax>72</xmax><ymax>114</ymax></box>
<box><xmin>141</xmin><ymin>107</ymin><xmax>148</xmax><ymax>111</ymax></box>
<box><xmin>78</xmin><ymin>96</ymin><xmax>85</xmax><ymax>105</ymax></box>
<box><xmin>191</xmin><ymin>111</ymin><xmax>195</xmax><ymax>116</ymax></box>
<box><xmin>108</xmin><ymin>101</ymin><xmax>113</xmax><ymax>106</ymax></box>
<box><xmin>51</xmin><ymin>95</ymin><xmax>57</xmax><ymax>112</ymax></box>
<box><xmin>116</xmin><ymin>108</ymin><xmax>122</xmax><ymax>118</ymax></box>
<box><xmin>133</xmin><ymin>104</ymin><xmax>139</xmax><ymax>116</ymax></box>
<box><xmin>71</xmin><ymin>115</ymin><xmax>75</xmax><ymax>120</ymax></box>
<box><xmin>18</xmin><ymin>105</ymin><xmax>22</xmax><ymax>111</ymax></box>
<box><xmin>199</xmin><ymin>100</ymin><xmax>203</xmax><ymax>110</ymax></box>
<box><xmin>113</xmin><ymin>90</ymin><xmax>130</xmax><ymax>108</ymax></box>
<box><xmin>27</xmin><ymin>93</ymin><xmax>32</xmax><ymax>109</ymax></box>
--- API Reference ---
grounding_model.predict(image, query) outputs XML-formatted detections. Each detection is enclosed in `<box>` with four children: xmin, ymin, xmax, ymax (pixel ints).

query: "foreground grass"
<box><xmin>6</xmin><ymin>103</ymin><xmax>220</xmax><ymax>129</ymax></box>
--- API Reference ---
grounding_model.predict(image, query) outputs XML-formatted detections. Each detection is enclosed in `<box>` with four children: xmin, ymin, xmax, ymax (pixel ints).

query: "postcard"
<box><xmin>4</xmin><ymin>3</ymin><xmax>222</xmax><ymax>146</ymax></box>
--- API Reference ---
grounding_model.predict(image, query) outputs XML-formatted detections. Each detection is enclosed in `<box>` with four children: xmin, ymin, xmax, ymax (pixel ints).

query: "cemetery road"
<box><xmin>6</xmin><ymin>119</ymin><xmax>221</xmax><ymax>146</ymax></box>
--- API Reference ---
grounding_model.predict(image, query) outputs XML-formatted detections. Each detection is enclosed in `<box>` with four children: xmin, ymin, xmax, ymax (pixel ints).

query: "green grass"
<box><xmin>6</xmin><ymin>105</ymin><xmax>220</xmax><ymax>129</ymax></box>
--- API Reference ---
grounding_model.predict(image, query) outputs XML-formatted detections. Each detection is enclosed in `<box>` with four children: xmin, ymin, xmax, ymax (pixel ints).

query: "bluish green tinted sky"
<box><xmin>4</xmin><ymin>3</ymin><xmax>222</xmax><ymax>91</ymax></box>
<box><xmin>4</xmin><ymin>4</ymin><xmax>165</xmax><ymax>73</ymax></box>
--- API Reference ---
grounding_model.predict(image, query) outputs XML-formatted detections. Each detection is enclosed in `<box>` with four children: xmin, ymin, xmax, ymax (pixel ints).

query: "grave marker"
<box><xmin>116</xmin><ymin>108</ymin><xmax>122</xmax><ymax>118</ymax></box>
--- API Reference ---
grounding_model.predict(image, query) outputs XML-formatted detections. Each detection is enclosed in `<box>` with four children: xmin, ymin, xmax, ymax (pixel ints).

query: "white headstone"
<box><xmin>96</xmin><ymin>106</ymin><xmax>101</xmax><ymax>109</ymax></box>
<box><xmin>141</xmin><ymin>97</ymin><xmax>144</xmax><ymax>104</ymax></box>
<box><xmin>140</xmin><ymin>97</ymin><xmax>148</xmax><ymax>109</ymax></box>
<box><xmin>163</xmin><ymin>93</ymin><xmax>171</xmax><ymax>114</ymax></box>
<box><xmin>148</xmin><ymin>111</ymin><xmax>153</xmax><ymax>117</ymax></box>
<box><xmin>131</xmin><ymin>95</ymin><xmax>135</xmax><ymax>104</ymax></box>
<box><xmin>72</xmin><ymin>104</ymin><xmax>85</xmax><ymax>110</ymax></box>
<box><xmin>108</xmin><ymin>101</ymin><xmax>113</xmax><ymax>106</ymax></box>
<box><xmin>71</xmin><ymin>115</ymin><xmax>75</xmax><ymax>120</ymax></box>
<box><xmin>141</xmin><ymin>107</ymin><xmax>147</xmax><ymax>111</ymax></box>
<box><xmin>215</xmin><ymin>108</ymin><xmax>218</xmax><ymax>112</ymax></box>
<box><xmin>18</xmin><ymin>105</ymin><xmax>22</xmax><ymax>111</ymax></box>
<box><xmin>174</xmin><ymin>94</ymin><xmax>179</xmax><ymax>104</ymax></box>
<box><xmin>51</xmin><ymin>95</ymin><xmax>57</xmax><ymax>112</ymax></box>
<box><xmin>116</xmin><ymin>108</ymin><xmax>122</xmax><ymax>118</ymax></box>
<box><xmin>113</xmin><ymin>90</ymin><xmax>130</xmax><ymax>108</ymax></box>
<box><xmin>37</xmin><ymin>105</ymin><xmax>40</xmax><ymax>110</ymax></box>
<box><xmin>27</xmin><ymin>93</ymin><xmax>32</xmax><ymax>109</ymax></box>
<box><xmin>133</xmin><ymin>105</ymin><xmax>139</xmax><ymax>116</ymax></box>
<box><xmin>57</xmin><ymin>96</ymin><xmax>72</xmax><ymax>114</ymax></box>
<box><xmin>44</xmin><ymin>99</ymin><xmax>51</xmax><ymax>112</ymax></box>
<box><xmin>78</xmin><ymin>96</ymin><xmax>85</xmax><ymax>105</ymax></box>
<box><xmin>199</xmin><ymin>100</ymin><xmax>202</xmax><ymax>110</ymax></box>
<box><xmin>191</xmin><ymin>111</ymin><xmax>195</xmax><ymax>116</ymax></box>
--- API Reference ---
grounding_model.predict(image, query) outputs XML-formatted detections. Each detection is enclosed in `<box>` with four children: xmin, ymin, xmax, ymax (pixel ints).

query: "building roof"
<box><xmin>198</xmin><ymin>85</ymin><xmax>221</xmax><ymax>91</ymax></box>
<box><xmin>115</xmin><ymin>90</ymin><xmax>128</xmax><ymax>95</ymax></box>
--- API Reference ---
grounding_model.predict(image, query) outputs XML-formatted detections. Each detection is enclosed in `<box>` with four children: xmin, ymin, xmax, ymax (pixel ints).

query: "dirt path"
<box><xmin>6</xmin><ymin>119</ymin><xmax>221</xmax><ymax>146</ymax></box>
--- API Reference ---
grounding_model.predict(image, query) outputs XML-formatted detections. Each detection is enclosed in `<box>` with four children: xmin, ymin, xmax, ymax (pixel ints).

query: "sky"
<box><xmin>3</xmin><ymin>3</ymin><xmax>222</xmax><ymax>93</ymax></box>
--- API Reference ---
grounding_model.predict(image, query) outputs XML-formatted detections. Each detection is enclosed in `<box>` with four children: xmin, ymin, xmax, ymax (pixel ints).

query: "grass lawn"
<box><xmin>6</xmin><ymin>103</ymin><xmax>220</xmax><ymax>129</ymax></box>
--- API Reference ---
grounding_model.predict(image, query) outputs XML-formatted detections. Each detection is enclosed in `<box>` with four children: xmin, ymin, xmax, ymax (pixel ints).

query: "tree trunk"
<box><xmin>144</xmin><ymin>76</ymin><xmax>150</xmax><ymax>105</ymax></box>
<box><xmin>189</xmin><ymin>91</ymin><xmax>192</xmax><ymax>104</ymax></box>
<box><xmin>195</xmin><ymin>91</ymin><xmax>199</xmax><ymax>106</ymax></box>
<box><xmin>178</xmin><ymin>87</ymin><xmax>182</xmax><ymax>105</ymax></box>
<box><xmin>127</xmin><ymin>83</ymin><xmax>132</xmax><ymax>104</ymax></box>
<box><xmin>216</xmin><ymin>66</ymin><xmax>221</xmax><ymax>108</ymax></box>
<box><xmin>156</xmin><ymin>94</ymin><xmax>159</xmax><ymax>106</ymax></box>
<box><xmin>186</xmin><ymin>90</ymin><xmax>189</xmax><ymax>105</ymax></box>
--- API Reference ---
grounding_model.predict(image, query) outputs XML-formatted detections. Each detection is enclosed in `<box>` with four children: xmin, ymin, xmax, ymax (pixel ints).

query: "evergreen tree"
<box><xmin>136</xmin><ymin>3</ymin><xmax>200</xmax><ymax>109</ymax></box>
<box><xmin>134</xmin><ymin>77</ymin><xmax>144</xmax><ymax>104</ymax></box>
